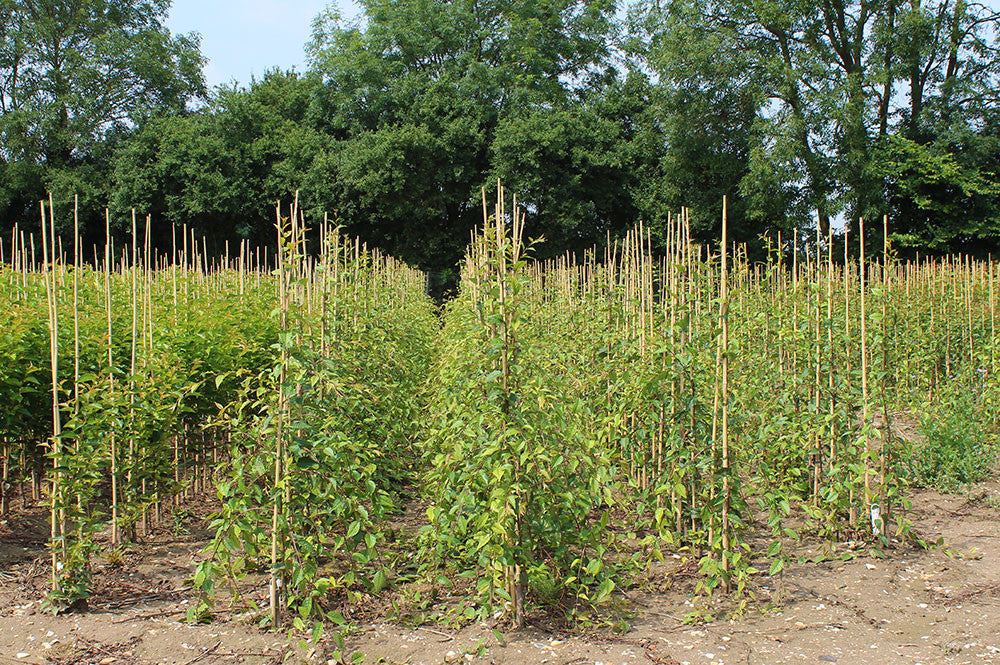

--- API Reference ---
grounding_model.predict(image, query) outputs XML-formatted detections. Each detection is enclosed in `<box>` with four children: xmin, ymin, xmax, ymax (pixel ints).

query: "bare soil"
<box><xmin>3</xmin><ymin>482</ymin><xmax>1000</xmax><ymax>665</ymax></box>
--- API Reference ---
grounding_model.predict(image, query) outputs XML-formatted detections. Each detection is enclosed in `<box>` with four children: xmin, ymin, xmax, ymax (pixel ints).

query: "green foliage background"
<box><xmin>3</xmin><ymin>0</ymin><xmax>1000</xmax><ymax>287</ymax></box>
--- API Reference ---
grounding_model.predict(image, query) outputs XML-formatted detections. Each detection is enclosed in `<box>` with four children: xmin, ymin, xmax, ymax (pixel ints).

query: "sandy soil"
<box><xmin>3</xmin><ymin>483</ymin><xmax>1000</xmax><ymax>665</ymax></box>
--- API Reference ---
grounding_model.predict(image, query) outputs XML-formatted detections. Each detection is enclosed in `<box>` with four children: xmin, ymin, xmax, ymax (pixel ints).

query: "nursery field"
<box><xmin>0</xmin><ymin>189</ymin><xmax>998</xmax><ymax>664</ymax></box>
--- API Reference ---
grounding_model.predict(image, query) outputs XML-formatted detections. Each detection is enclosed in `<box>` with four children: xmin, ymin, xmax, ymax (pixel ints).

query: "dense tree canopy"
<box><xmin>1</xmin><ymin>0</ymin><xmax>999</xmax><ymax>274</ymax></box>
<box><xmin>303</xmin><ymin>0</ymin><xmax>624</xmax><ymax>274</ymax></box>
<box><xmin>0</xmin><ymin>0</ymin><xmax>204</xmax><ymax>233</ymax></box>
<box><xmin>629</xmin><ymin>0</ymin><xmax>1000</xmax><ymax>253</ymax></box>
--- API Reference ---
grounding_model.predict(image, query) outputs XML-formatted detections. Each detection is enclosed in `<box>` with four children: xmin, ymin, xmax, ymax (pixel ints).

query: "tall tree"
<box><xmin>631</xmin><ymin>0</ymin><xmax>1000</xmax><ymax>245</ymax></box>
<box><xmin>491</xmin><ymin>73</ymin><xmax>666</xmax><ymax>253</ymax></box>
<box><xmin>0</xmin><ymin>0</ymin><xmax>204</xmax><ymax>230</ymax></box>
<box><xmin>627</xmin><ymin>3</ymin><xmax>778</xmax><ymax>250</ymax></box>
<box><xmin>111</xmin><ymin>71</ymin><xmax>326</xmax><ymax>249</ymax></box>
<box><xmin>881</xmin><ymin>0</ymin><xmax>1000</xmax><ymax>254</ymax></box>
<box><xmin>306</xmin><ymin>0</ymin><xmax>621</xmax><ymax>276</ymax></box>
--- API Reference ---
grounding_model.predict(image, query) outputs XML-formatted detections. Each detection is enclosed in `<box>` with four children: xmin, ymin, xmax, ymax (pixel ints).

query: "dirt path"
<box><xmin>3</xmin><ymin>483</ymin><xmax>1000</xmax><ymax>665</ymax></box>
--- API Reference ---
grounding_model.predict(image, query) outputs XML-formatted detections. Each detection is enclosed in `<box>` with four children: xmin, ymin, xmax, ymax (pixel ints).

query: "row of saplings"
<box><xmin>191</xmin><ymin>200</ymin><xmax>998</xmax><ymax>646</ymax></box>
<box><xmin>11</xmin><ymin>204</ymin><xmax>997</xmax><ymax>644</ymax></box>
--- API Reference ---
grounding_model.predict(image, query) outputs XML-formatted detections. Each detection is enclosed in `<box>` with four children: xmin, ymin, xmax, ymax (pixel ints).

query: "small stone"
<box><xmin>100</xmin><ymin>658</ymin><xmax>116</xmax><ymax>665</ymax></box>
<box><xmin>15</xmin><ymin>655</ymin><xmax>29</xmax><ymax>660</ymax></box>
<box><xmin>819</xmin><ymin>656</ymin><xmax>837</xmax><ymax>663</ymax></box>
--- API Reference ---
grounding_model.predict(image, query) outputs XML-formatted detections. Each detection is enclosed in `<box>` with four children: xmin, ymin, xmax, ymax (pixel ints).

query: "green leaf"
<box><xmin>594</xmin><ymin>578</ymin><xmax>615</xmax><ymax>603</ymax></box>
<box><xmin>372</xmin><ymin>570</ymin><xmax>388</xmax><ymax>593</ymax></box>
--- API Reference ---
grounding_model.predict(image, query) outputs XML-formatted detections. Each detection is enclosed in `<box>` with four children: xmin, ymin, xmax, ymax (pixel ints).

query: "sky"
<box><xmin>164</xmin><ymin>0</ymin><xmax>362</xmax><ymax>88</ymax></box>
<box><xmin>167</xmin><ymin>0</ymin><xmax>1000</xmax><ymax>90</ymax></box>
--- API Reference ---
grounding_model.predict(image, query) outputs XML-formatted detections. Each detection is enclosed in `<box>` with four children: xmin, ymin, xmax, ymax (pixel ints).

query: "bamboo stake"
<box><xmin>859</xmin><ymin>218</ymin><xmax>872</xmax><ymax>532</ymax></box>
<box><xmin>720</xmin><ymin>197</ymin><xmax>731</xmax><ymax>587</ymax></box>
<box><xmin>270</xmin><ymin>202</ymin><xmax>288</xmax><ymax>629</ymax></box>
<box><xmin>105</xmin><ymin>210</ymin><xmax>120</xmax><ymax>548</ymax></box>
<box><xmin>41</xmin><ymin>200</ymin><xmax>62</xmax><ymax>590</ymax></box>
<box><xmin>990</xmin><ymin>257</ymin><xmax>995</xmax><ymax>376</ymax></box>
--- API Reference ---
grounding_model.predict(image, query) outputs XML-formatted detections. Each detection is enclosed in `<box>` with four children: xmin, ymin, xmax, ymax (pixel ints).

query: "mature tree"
<box><xmin>626</xmin><ymin>4</ymin><xmax>775</xmax><ymax>252</ymax></box>
<box><xmin>318</xmin><ymin>75</ymin><xmax>495</xmax><ymax>275</ymax></box>
<box><xmin>111</xmin><ymin>71</ymin><xmax>327</xmax><ymax>249</ymax></box>
<box><xmin>879</xmin><ymin>125</ymin><xmax>1000</xmax><ymax>255</ymax></box>
<box><xmin>491</xmin><ymin>73</ymin><xmax>667</xmax><ymax>253</ymax></box>
<box><xmin>306</xmin><ymin>0</ymin><xmax>622</xmax><ymax>275</ymax></box>
<box><xmin>0</xmin><ymin>0</ymin><xmax>204</xmax><ymax>232</ymax></box>
<box><xmin>308</xmin><ymin>0</ymin><xmax>618</xmax><ymax>113</ymax></box>
<box><xmin>631</xmin><ymin>0</ymin><xmax>1000</xmax><ymax>249</ymax></box>
<box><xmin>880</xmin><ymin>0</ymin><xmax>1000</xmax><ymax>254</ymax></box>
